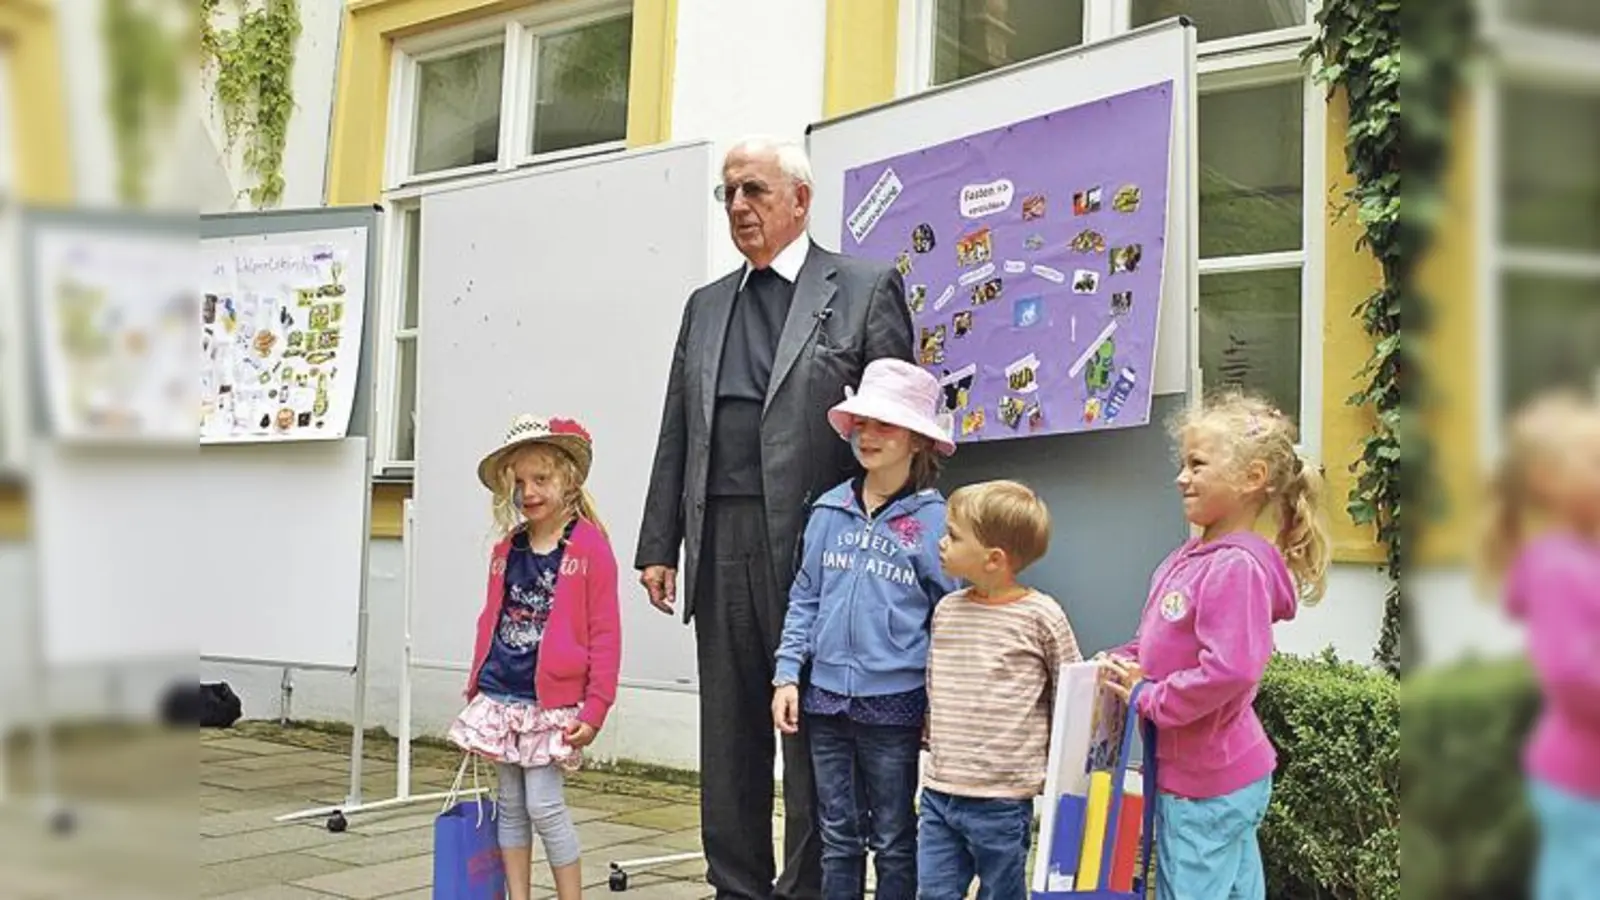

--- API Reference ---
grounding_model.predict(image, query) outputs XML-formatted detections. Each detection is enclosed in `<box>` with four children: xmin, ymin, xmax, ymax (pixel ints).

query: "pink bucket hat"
<box><xmin>827</xmin><ymin>359</ymin><xmax>956</xmax><ymax>456</ymax></box>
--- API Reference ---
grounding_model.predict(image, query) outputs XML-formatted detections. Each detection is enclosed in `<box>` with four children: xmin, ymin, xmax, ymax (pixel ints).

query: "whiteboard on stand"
<box><xmin>20</xmin><ymin>207</ymin><xmax>380</xmax><ymax>670</ymax></box>
<box><xmin>412</xmin><ymin>142</ymin><xmax>714</xmax><ymax>691</ymax></box>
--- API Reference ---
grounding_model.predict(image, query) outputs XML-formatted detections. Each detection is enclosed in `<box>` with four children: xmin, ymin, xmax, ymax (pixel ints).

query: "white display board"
<box><xmin>807</xmin><ymin>17</ymin><xmax>1198</xmax><ymax>399</ymax></box>
<box><xmin>200</xmin><ymin>227</ymin><xmax>369</xmax><ymax>444</ymax></box>
<box><xmin>413</xmin><ymin>142</ymin><xmax>714</xmax><ymax>689</ymax></box>
<box><xmin>28</xmin><ymin>218</ymin><xmax>196</xmax><ymax>443</ymax></box>
<box><xmin>30</xmin><ymin>439</ymin><xmax>370</xmax><ymax>669</ymax></box>
<box><xmin>19</xmin><ymin>207</ymin><xmax>380</xmax><ymax>671</ymax></box>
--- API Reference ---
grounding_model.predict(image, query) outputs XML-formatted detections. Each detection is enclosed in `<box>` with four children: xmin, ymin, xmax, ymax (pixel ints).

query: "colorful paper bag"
<box><xmin>432</xmin><ymin>755</ymin><xmax>506</xmax><ymax>900</ymax></box>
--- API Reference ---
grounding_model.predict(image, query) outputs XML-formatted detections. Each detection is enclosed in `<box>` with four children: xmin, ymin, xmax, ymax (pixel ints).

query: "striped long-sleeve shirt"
<box><xmin>924</xmin><ymin>589</ymin><xmax>1082</xmax><ymax>798</ymax></box>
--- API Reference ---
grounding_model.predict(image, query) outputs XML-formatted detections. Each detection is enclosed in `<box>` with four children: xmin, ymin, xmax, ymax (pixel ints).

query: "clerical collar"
<box><xmin>739</xmin><ymin>232</ymin><xmax>811</xmax><ymax>290</ymax></box>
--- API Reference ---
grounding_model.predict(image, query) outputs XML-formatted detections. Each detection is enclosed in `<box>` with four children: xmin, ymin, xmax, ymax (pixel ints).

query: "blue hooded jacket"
<box><xmin>775</xmin><ymin>480</ymin><xmax>960</xmax><ymax>697</ymax></box>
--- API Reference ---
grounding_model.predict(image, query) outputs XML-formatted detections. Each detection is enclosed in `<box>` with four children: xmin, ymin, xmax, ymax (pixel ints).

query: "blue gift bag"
<box><xmin>433</xmin><ymin>755</ymin><xmax>506</xmax><ymax>900</ymax></box>
<box><xmin>1033</xmin><ymin>681</ymin><xmax>1159</xmax><ymax>900</ymax></box>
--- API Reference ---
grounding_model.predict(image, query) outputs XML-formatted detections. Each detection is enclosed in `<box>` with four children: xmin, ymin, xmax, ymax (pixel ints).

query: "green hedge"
<box><xmin>1400</xmin><ymin>657</ymin><xmax>1539</xmax><ymax>900</ymax></box>
<box><xmin>1256</xmin><ymin>652</ymin><xmax>1399</xmax><ymax>900</ymax></box>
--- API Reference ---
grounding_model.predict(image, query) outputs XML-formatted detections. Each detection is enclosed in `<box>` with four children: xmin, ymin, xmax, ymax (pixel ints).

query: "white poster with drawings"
<box><xmin>29</xmin><ymin>222</ymin><xmax>197</xmax><ymax>443</ymax></box>
<box><xmin>200</xmin><ymin>227</ymin><xmax>368</xmax><ymax>443</ymax></box>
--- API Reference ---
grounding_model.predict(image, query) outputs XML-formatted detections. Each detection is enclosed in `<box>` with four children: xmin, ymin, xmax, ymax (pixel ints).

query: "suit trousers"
<box><xmin>695</xmin><ymin>497</ymin><xmax>824</xmax><ymax>900</ymax></box>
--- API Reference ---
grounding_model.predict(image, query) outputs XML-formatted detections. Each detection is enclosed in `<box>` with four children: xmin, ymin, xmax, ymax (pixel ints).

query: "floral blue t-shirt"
<box><xmin>475</xmin><ymin>526</ymin><xmax>568</xmax><ymax>702</ymax></box>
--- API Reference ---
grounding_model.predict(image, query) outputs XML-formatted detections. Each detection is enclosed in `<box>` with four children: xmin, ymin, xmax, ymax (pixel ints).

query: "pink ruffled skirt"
<box><xmin>447</xmin><ymin>694</ymin><xmax>584</xmax><ymax>771</ymax></box>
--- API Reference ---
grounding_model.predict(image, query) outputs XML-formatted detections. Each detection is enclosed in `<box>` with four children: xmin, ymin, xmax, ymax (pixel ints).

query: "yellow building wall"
<box><xmin>1</xmin><ymin>0</ymin><xmax>71</xmax><ymax>541</ymax></box>
<box><xmin>1415</xmin><ymin>96</ymin><xmax>1480</xmax><ymax>565</ymax></box>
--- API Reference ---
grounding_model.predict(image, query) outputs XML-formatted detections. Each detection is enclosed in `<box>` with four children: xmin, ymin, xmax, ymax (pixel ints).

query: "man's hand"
<box><xmin>772</xmin><ymin>684</ymin><xmax>801</xmax><ymax>735</ymax></box>
<box><xmin>640</xmin><ymin>565</ymin><xmax>677</xmax><ymax>615</ymax></box>
<box><xmin>563</xmin><ymin>721</ymin><xmax>598</xmax><ymax>749</ymax></box>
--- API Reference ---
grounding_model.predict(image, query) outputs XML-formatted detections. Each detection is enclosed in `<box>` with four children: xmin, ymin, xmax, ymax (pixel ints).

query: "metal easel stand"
<box><xmin>605</xmin><ymin>851</ymin><xmax>706</xmax><ymax>892</ymax></box>
<box><xmin>274</xmin><ymin>498</ymin><xmax>484</xmax><ymax>829</ymax></box>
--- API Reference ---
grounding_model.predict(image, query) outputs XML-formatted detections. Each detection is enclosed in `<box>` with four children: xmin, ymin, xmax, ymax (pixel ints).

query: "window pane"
<box><xmin>1131</xmin><ymin>0</ymin><xmax>1305</xmax><ymax>42</ymax></box>
<box><xmin>1500</xmin><ymin>85</ymin><xmax>1600</xmax><ymax>253</ymax></box>
<box><xmin>932</xmin><ymin>0</ymin><xmax>1084</xmax><ymax>86</ymax></box>
<box><xmin>1199</xmin><ymin>268</ymin><xmax>1302</xmax><ymax>423</ymax></box>
<box><xmin>401</xmin><ymin>207</ymin><xmax>421</xmax><ymax>330</ymax></box>
<box><xmin>1199</xmin><ymin>81</ymin><xmax>1304</xmax><ymax>257</ymax></box>
<box><xmin>413</xmin><ymin>43</ymin><xmax>505</xmax><ymax>175</ymax></box>
<box><xmin>394</xmin><ymin>336</ymin><xmax>418</xmax><ymax>462</ymax></box>
<box><xmin>530</xmin><ymin>16</ymin><xmax>632</xmax><ymax>156</ymax></box>
<box><xmin>1504</xmin><ymin>0</ymin><xmax>1600</xmax><ymax>36</ymax></box>
<box><xmin>1500</xmin><ymin>272</ymin><xmax>1600</xmax><ymax>415</ymax></box>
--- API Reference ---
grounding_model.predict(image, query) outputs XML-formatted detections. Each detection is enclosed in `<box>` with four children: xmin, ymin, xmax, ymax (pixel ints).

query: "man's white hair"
<box><xmin>726</xmin><ymin>135</ymin><xmax>814</xmax><ymax>188</ymax></box>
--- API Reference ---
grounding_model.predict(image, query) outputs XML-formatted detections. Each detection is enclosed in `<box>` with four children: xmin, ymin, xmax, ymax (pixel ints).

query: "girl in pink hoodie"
<box><xmin>1102</xmin><ymin>391</ymin><xmax>1330</xmax><ymax>900</ymax></box>
<box><xmin>1480</xmin><ymin>391</ymin><xmax>1600</xmax><ymax>900</ymax></box>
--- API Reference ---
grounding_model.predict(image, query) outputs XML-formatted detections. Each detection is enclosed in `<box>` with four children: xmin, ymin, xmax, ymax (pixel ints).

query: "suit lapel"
<box><xmin>764</xmin><ymin>246</ymin><xmax>837</xmax><ymax>416</ymax></box>
<box><xmin>698</xmin><ymin>271</ymin><xmax>741</xmax><ymax>432</ymax></box>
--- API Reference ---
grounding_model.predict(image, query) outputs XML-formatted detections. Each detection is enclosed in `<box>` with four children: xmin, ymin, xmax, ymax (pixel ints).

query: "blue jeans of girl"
<box><xmin>808</xmin><ymin>715</ymin><xmax>922</xmax><ymax>900</ymax></box>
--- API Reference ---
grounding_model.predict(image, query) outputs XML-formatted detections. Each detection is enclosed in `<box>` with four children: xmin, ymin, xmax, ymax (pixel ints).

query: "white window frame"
<box><xmin>372</xmin><ymin>0</ymin><xmax>634</xmax><ymax>475</ymax></box>
<box><xmin>1476</xmin><ymin>2</ymin><xmax>1600</xmax><ymax>459</ymax></box>
<box><xmin>896</xmin><ymin>0</ymin><xmax>1324</xmax><ymax>452</ymax></box>
<box><xmin>383</xmin><ymin>0</ymin><xmax>632</xmax><ymax>193</ymax></box>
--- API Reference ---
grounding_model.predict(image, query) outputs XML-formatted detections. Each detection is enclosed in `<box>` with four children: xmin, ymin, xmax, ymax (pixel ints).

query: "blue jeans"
<box><xmin>808</xmin><ymin>715</ymin><xmax>922</xmax><ymax>900</ymax></box>
<box><xmin>1155</xmin><ymin>776</ymin><xmax>1273</xmax><ymax>900</ymax></box>
<box><xmin>916</xmin><ymin>788</ymin><xmax>1033</xmax><ymax>900</ymax></box>
<box><xmin>1528</xmin><ymin>777</ymin><xmax>1600</xmax><ymax>900</ymax></box>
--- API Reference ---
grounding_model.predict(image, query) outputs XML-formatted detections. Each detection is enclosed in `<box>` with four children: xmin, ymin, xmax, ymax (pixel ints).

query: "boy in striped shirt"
<box><xmin>921</xmin><ymin>480</ymin><xmax>1081</xmax><ymax>900</ymax></box>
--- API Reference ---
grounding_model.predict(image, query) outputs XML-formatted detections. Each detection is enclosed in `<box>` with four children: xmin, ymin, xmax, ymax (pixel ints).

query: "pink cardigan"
<box><xmin>465</xmin><ymin>518</ymin><xmax>622</xmax><ymax>729</ymax></box>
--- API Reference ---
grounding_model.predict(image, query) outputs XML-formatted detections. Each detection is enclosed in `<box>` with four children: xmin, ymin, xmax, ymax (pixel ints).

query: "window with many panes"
<box><xmin>901</xmin><ymin>0</ymin><xmax>1321</xmax><ymax>437</ymax></box>
<box><xmin>1483</xmin><ymin>1</ymin><xmax>1600</xmax><ymax>434</ymax></box>
<box><xmin>376</xmin><ymin>1</ymin><xmax>633</xmax><ymax>474</ymax></box>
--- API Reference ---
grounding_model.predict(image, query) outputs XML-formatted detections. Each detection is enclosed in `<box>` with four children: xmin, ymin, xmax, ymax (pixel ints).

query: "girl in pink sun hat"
<box><xmin>772</xmin><ymin>358</ymin><xmax>960</xmax><ymax>899</ymax></box>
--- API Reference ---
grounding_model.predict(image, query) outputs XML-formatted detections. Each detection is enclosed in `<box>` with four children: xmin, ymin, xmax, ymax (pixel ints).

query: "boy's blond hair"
<box><xmin>946</xmin><ymin>480</ymin><xmax>1051</xmax><ymax>573</ymax></box>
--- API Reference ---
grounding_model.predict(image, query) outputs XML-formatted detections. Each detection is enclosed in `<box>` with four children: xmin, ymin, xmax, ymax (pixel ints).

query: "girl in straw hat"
<box><xmin>771</xmin><ymin>358</ymin><xmax>961</xmax><ymax>900</ymax></box>
<box><xmin>449</xmin><ymin>414</ymin><xmax>620</xmax><ymax>900</ymax></box>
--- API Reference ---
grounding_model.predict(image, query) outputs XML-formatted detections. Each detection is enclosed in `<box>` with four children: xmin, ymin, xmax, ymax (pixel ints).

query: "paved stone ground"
<box><xmin>196</xmin><ymin>723</ymin><xmax>740</xmax><ymax>899</ymax></box>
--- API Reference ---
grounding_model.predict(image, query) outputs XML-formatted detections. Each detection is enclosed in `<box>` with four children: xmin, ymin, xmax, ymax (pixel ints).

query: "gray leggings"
<box><xmin>496</xmin><ymin>763</ymin><xmax>580</xmax><ymax>867</ymax></box>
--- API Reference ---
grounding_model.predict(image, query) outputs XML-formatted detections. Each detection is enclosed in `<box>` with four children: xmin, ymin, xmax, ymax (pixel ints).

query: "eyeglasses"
<box><xmin>713</xmin><ymin>180</ymin><xmax>772</xmax><ymax>205</ymax></box>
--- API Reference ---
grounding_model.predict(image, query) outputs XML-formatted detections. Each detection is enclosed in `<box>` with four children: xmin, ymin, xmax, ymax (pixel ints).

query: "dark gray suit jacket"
<box><xmin>635</xmin><ymin>243</ymin><xmax>916</xmax><ymax>621</ymax></box>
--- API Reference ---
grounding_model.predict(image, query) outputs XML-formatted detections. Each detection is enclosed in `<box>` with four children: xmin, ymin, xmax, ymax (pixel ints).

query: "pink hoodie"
<box><xmin>1113</xmin><ymin>532</ymin><xmax>1297</xmax><ymax>799</ymax></box>
<box><xmin>1506</xmin><ymin>532</ymin><xmax>1600</xmax><ymax>799</ymax></box>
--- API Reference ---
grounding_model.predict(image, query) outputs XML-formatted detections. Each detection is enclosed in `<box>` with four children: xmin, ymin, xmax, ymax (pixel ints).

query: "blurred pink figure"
<box><xmin>1481</xmin><ymin>391</ymin><xmax>1600</xmax><ymax>900</ymax></box>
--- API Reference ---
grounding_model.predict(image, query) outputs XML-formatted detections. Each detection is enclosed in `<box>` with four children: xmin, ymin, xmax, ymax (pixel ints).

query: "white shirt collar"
<box><xmin>739</xmin><ymin>232</ymin><xmax>812</xmax><ymax>291</ymax></box>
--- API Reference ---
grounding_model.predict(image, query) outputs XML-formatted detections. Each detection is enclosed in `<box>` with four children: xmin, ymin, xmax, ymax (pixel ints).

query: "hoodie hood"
<box><xmin>1183</xmin><ymin>531</ymin><xmax>1299</xmax><ymax>623</ymax></box>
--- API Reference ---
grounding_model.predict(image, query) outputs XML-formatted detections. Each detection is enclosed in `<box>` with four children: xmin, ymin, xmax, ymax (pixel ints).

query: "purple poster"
<box><xmin>841</xmin><ymin>83</ymin><xmax>1174</xmax><ymax>443</ymax></box>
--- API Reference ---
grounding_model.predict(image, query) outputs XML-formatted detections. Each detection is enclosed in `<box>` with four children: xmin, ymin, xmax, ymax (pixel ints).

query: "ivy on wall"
<box><xmin>102</xmin><ymin>0</ymin><xmax>185</xmax><ymax>205</ymax></box>
<box><xmin>202</xmin><ymin>0</ymin><xmax>301</xmax><ymax>208</ymax></box>
<box><xmin>1307</xmin><ymin>0</ymin><xmax>1473</xmax><ymax>675</ymax></box>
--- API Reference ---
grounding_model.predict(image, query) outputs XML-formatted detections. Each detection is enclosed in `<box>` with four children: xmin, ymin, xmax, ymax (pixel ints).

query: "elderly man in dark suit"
<box><xmin>635</xmin><ymin>136</ymin><xmax>916</xmax><ymax>900</ymax></box>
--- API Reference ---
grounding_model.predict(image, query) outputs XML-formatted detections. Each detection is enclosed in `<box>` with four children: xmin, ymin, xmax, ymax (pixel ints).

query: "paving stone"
<box><xmin>293</xmin><ymin>853</ymin><xmax>433</xmax><ymax>899</ymax></box>
<box><xmin>205</xmin><ymin>737</ymin><xmax>315</xmax><ymax>756</ymax></box>
<box><xmin>609</xmin><ymin>802</ymin><xmax>703</xmax><ymax>832</ymax></box>
<box><xmin>619</xmin><ymin>874</ymin><xmax>717</xmax><ymax>899</ymax></box>
<box><xmin>203</xmin><ymin>808</ymin><xmax>316</xmax><ymax>838</ymax></box>
<box><xmin>206</xmin><ymin>765</ymin><xmax>350</xmax><ymax>792</ymax></box>
<box><xmin>562</xmin><ymin>788</ymin><xmax>677</xmax><ymax>814</ymax></box>
<box><xmin>201</xmin><ymin>852</ymin><xmax>353</xmax><ymax>897</ymax></box>
<box><xmin>202</xmin><ymin>823</ymin><xmax>347</xmax><ymax>864</ymax></box>
<box><xmin>345</xmin><ymin>809</ymin><xmax>442</xmax><ymax>837</ymax></box>
<box><xmin>209</xmin><ymin>884</ymin><xmax>348</xmax><ymax>899</ymax></box>
<box><xmin>654</xmin><ymin>828</ymin><xmax>706</xmax><ymax>852</ymax></box>
<box><xmin>222</xmin><ymin>749</ymin><xmax>352</xmax><ymax>771</ymax></box>
<box><xmin>303</xmin><ymin>827</ymin><xmax>436</xmax><ymax>866</ymax></box>
<box><xmin>573</xmin><ymin>819</ymin><xmax>669</xmax><ymax>851</ymax></box>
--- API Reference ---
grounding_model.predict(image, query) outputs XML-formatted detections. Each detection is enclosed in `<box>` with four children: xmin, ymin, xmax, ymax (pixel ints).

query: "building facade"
<box><xmin>9</xmin><ymin>0</ymin><xmax>1586</xmax><ymax>764</ymax></box>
